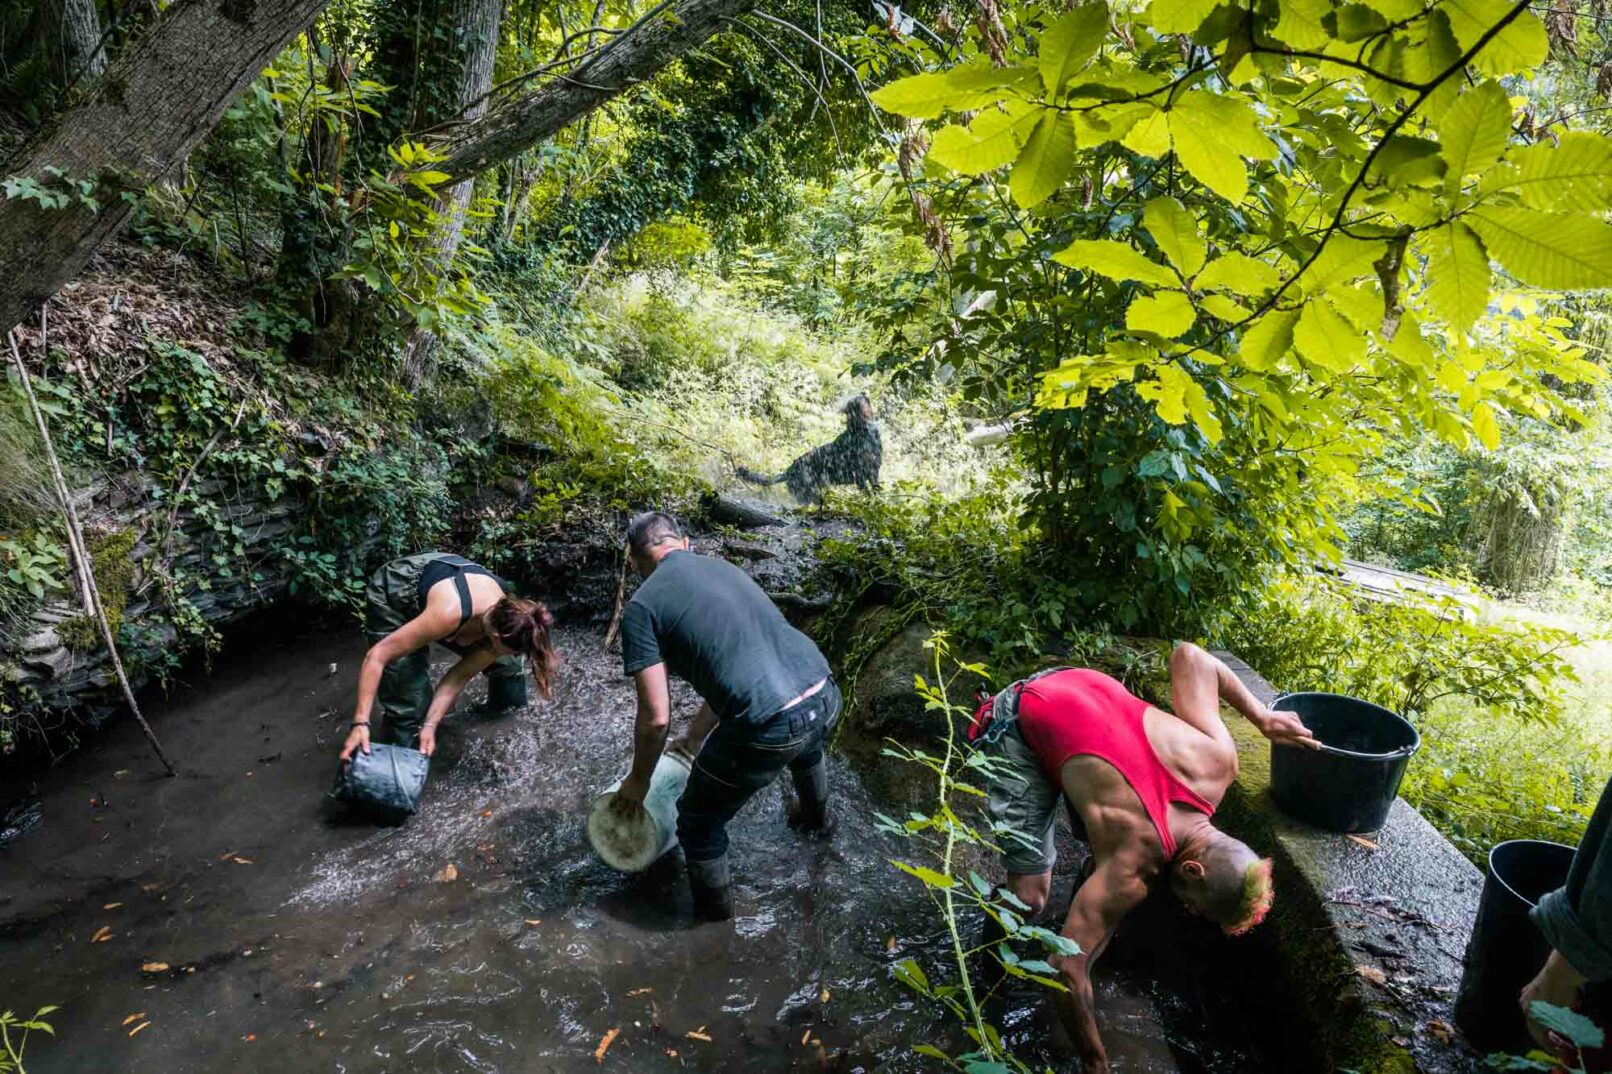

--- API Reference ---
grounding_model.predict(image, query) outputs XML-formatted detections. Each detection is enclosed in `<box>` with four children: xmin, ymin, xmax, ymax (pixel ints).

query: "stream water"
<box><xmin>0</xmin><ymin>618</ymin><xmax>1282</xmax><ymax>1072</ymax></box>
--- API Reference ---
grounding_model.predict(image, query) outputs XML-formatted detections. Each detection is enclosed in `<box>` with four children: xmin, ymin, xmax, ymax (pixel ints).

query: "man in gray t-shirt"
<box><xmin>610</xmin><ymin>511</ymin><xmax>839</xmax><ymax>920</ymax></box>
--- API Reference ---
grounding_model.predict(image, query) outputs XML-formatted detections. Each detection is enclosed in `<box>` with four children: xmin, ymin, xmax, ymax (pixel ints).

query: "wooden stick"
<box><xmin>8</xmin><ymin>324</ymin><xmax>176</xmax><ymax>776</ymax></box>
<box><xmin>602</xmin><ymin>540</ymin><xmax>631</xmax><ymax>651</ymax></box>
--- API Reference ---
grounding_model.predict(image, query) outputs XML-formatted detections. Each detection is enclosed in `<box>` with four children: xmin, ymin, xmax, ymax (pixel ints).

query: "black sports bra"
<box><xmin>417</xmin><ymin>555</ymin><xmax>496</xmax><ymax>653</ymax></box>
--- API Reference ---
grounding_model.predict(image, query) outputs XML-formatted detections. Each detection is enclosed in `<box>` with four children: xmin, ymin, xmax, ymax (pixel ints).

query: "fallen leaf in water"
<box><xmin>595</xmin><ymin>1027</ymin><xmax>620</xmax><ymax>1062</ymax></box>
<box><xmin>434</xmin><ymin>864</ymin><xmax>459</xmax><ymax>883</ymax></box>
<box><xmin>232</xmin><ymin>857</ymin><xmax>255</xmax><ymax>865</ymax></box>
<box><xmin>627</xmin><ymin>987</ymin><xmax>652</xmax><ymax>997</ymax></box>
<box><xmin>327</xmin><ymin>663</ymin><xmax>339</xmax><ymax>676</ymax></box>
<box><xmin>800</xmin><ymin>1029</ymin><xmax>811</xmax><ymax>1045</ymax></box>
<box><xmin>128</xmin><ymin>1021</ymin><xmax>151</xmax><ymax>1037</ymax></box>
<box><xmin>1355</xmin><ymin>964</ymin><xmax>1387</xmax><ymax>985</ymax></box>
<box><xmin>91</xmin><ymin>926</ymin><xmax>113</xmax><ymax>943</ymax></box>
<box><xmin>245</xmin><ymin>1034</ymin><xmax>256</xmax><ymax>1042</ymax></box>
<box><xmin>218</xmin><ymin>850</ymin><xmax>235</xmax><ymax>861</ymax></box>
<box><xmin>884</xmin><ymin>936</ymin><xmax>897</xmax><ymax>952</ymax></box>
<box><xmin>405</xmin><ymin>974</ymin><xmax>415</xmax><ymax>982</ymax></box>
<box><xmin>810</xmin><ymin>1037</ymin><xmax>822</xmax><ymax>1047</ymax></box>
<box><xmin>481</xmin><ymin>809</ymin><xmax>493</xmax><ymax>818</ymax></box>
<box><xmin>524</xmin><ymin>919</ymin><xmax>542</xmax><ymax>927</ymax></box>
<box><xmin>820</xmin><ymin>989</ymin><xmax>830</xmax><ymax>1004</ymax></box>
<box><xmin>185</xmin><ymin>966</ymin><xmax>196</xmax><ymax>974</ymax></box>
<box><xmin>141</xmin><ymin>962</ymin><xmax>170</xmax><ymax>974</ymax></box>
<box><xmin>664</xmin><ymin>1048</ymin><xmax>679</xmax><ymax>1058</ymax></box>
<box><xmin>122</xmin><ymin>1012</ymin><xmax>145</xmax><ymax>1026</ymax></box>
<box><xmin>114</xmin><ymin>769</ymin><xmax>130</xmax><ymax>778</ymax></box>
<box><xmin>1428</xmin><ymin>1020</ymin><xmax>1454</xmax><ymax>1044</ymax></box>
<box><xmin>104</xmin><ymin>902</ymin><xmax>123</xmax><ymax>910</ymax></box>
<box><xmin>1346</xmin><ymin>834</ymin><xmax>1380</xmax><ymax>851</ymax></box>
<box><xmin>685</xmin><ymin>1027</ymin><xmax>713</xmax><ymax>1043</ymax></box>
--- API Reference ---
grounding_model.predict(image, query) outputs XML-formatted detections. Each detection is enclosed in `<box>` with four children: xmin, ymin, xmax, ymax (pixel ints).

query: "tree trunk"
<box><xmin>434</xmin><ymin>0</ymin><xmax>501</xmax><ymax>260</ymax></box>
<box><xmin>62</xmin><ymin>0</ymin><xmax>108</xmax><ymax>81</ymax></box>
<box><xmin>0</xmin><ymin>0</ymin><xmax>331</xmax><ymax>338</ymax></box>
<box><xmin>427</xmin><ymin>0</ymin><xmax>758</xmax><ymax>183</ymax></box>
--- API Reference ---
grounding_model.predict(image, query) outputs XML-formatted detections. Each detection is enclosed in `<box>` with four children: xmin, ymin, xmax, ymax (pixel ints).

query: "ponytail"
<box><xmin>489</xmin><ymin>596</ymin><xmax>560</xmax><ymax>700</ymax></box>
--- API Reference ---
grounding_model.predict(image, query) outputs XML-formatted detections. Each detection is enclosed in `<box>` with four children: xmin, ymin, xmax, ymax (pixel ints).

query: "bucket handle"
<box><xmin>1308</xmin><ymin>740</ymin><xmax>1418</xmax><ymax>760</ymax></box>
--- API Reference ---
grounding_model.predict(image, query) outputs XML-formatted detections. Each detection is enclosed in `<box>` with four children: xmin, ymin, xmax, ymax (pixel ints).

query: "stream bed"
<box><xmin>0</xmin><ymin>619</ymin><xmax>1283</xmax><ymax>1072</ymax></box>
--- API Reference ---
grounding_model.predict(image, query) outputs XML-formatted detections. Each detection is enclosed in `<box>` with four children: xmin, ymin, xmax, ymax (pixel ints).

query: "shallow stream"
<box><xmin>0</xmin><ymin>620</ymin><xmax>1281</xmax><ymax>1072</ymax></box>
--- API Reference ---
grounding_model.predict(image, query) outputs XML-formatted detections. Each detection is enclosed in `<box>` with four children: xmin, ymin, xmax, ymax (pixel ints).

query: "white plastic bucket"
<box><xmin>587</xmin><ymin>748</ymin><xmax>694</xmax><ymax>871</ymax></box>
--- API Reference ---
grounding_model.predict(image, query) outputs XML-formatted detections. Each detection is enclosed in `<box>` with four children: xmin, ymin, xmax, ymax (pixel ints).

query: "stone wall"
<box><xmin>5</xmin><ymin>474</ymin><xmax>304</xmax><ymax>721</ymax></box>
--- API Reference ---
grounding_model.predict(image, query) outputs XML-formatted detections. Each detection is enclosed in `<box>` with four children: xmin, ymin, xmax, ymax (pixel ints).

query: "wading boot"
<box><xmin>485</xmin><ymin>669</ymin><xmax>528</xmax><ymax>714</ymax></box>
<box><xmin>786</xmin><ymin>761</ymin><xmax>834</xmax><ymax>836</ymax></box>
<box><xmin>687</xmin><ymin>855</ymin><xmax>735</xmax><ymax>922</ymax></box>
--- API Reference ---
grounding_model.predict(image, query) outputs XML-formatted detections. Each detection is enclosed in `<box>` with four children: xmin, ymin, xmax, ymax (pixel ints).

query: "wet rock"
<box><xmin>20</xmin><ymin>629</ymin><xmax>60</xmax><ymax>654</ymax></box>
<box><xmin>701</xmin><ymin>491</ymin><xmax>787</xmax><ymax>529</ymax></box>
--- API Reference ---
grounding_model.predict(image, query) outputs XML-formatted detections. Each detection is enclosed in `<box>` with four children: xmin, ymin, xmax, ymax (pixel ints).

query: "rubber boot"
<box><xmin>687</xmin><ymin>855</ymin><xmax>734</xmax><ymax>922</ymax></box>
<box><xmin>485</xmin><ymin>661</ymin><xmax>529</xmax><ymax>714</ymax></box>
<box><xmin>787</xmin><ymin>761</ymin><xmax>834</xmax><ymax>836</ymax></box>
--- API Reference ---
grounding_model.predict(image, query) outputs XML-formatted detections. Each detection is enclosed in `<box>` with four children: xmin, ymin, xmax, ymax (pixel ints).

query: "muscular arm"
<box><xmin>1053</xmin><ymin>858</ymin><xmax>1151</xmax><ymax>1071</ymax></box>
<box><xmin>1169</xmin><ymin>643</ymin><xmax>1314</xmax><ymax>751</ymax></box>
<box><xmin>341</xmin><ymin>606</ymin><xmax>455</xmax><ymax>759</ymax></box>
<box><xmin>612</xmin><ymin>663</ymin><xmax>672</xmax><ymax>812</ymax></box>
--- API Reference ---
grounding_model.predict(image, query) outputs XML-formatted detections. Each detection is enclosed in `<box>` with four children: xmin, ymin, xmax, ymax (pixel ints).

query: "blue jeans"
<box><xmin>676</xmin><ymin>679</ymin><xmax>841</xmax><ymax>863</ymax></box>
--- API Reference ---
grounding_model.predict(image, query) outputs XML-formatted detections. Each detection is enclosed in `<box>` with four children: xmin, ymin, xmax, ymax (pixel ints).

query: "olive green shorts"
<box><xmin>984</xmin><ymin>725</ymin><xmax>1064</xmax><ymax>876</ymax></box>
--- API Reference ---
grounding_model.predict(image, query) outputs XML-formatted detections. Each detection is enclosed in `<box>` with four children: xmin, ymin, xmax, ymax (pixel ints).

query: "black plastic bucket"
<box><xmin>1269</xmin><ymin>692</ymin><xmax>1420</xmax><ymax>833</ymax></box>
<box><xmin>1454</xmin><ymin>839</ymin><xmax>1576</xmax><ymax>1053</ymax></box>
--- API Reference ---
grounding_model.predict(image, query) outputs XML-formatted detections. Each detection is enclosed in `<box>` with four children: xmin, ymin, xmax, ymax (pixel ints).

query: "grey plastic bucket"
<box><xmin>331</xmin><ymin>742</ymin><xmax>430</xmax><ymax>825</ymax></box>
<box><xmin>588</xmin><ymin>748</ymin><xmax>694</xmax><ymax>871</ymax></box>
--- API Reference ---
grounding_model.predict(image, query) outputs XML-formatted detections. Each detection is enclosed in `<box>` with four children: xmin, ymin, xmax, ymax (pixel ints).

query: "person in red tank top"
<box><xmin>978</xmin><ymin>644</ymin><xmax>1317</xmax><ymax>1073</ymax></box>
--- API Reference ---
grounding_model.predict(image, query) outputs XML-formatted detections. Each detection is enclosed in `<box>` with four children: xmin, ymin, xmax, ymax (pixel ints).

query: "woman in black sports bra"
<box><xmin>339</xmin><ymin>552</ymin><xmax>560</xmax><ymax>762</ymax></box>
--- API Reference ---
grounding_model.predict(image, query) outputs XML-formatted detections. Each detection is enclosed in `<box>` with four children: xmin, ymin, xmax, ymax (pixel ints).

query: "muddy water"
<box><xmin>0</xmin><ymin>621</ymin><xmax>1277</xmax><ymax>1073</ymax></box>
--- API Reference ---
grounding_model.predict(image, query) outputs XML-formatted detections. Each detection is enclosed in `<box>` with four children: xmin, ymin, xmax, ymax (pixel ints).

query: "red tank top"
<box><xmin>1014</xmin><ymin>668</ymin><xmax>1215</xmax><ymax>858</ymax></box>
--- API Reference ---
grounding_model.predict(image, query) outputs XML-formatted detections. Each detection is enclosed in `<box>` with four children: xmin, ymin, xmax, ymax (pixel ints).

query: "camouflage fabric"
<box><xmin>363</xmin><ymin>552</ymin><xmax>528</xmax><ymax>746</ymax></box>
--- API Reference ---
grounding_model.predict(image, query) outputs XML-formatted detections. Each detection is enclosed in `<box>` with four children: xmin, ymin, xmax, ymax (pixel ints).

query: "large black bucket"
<box><xmin>1269</xmin><ymin>692</ymin><xmax>1420</xmax><ymax>833</ymax></box>
<box><xmin>1454</xmin><ymin>839</ymin><xmax>1576</xmax><ymax>1054</ymax></box>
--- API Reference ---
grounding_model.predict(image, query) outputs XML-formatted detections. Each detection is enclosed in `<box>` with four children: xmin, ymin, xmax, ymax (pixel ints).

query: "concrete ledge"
<box><xmin>1214</xmin><ymin>651</ymin><xmax>1487</xmax><ymax>1073</ymax></box>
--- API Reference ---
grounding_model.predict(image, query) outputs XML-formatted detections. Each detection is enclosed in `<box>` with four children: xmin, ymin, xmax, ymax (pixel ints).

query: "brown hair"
<box><xmin>489</xmin><ymin>597</ymin><xmax>560</xmax><ymax>699</ymax></box>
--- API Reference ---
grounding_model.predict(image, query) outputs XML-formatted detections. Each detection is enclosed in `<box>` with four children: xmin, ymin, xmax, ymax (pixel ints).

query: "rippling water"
<box><xmin>0</xmin><ymin>620</ymin><xmax>1276</xmax><ymax>1073</ymax></box>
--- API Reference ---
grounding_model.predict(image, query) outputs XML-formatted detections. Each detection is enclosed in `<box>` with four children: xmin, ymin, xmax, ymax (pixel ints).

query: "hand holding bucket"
<box><xmin>588</xmin><ymin>748</ymin><xmax>695</xmax><ymax>871</ymax></box>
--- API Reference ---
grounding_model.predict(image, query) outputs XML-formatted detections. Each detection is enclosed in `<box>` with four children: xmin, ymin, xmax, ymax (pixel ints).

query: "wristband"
<box><xmin>351</xmin><ymin>721</ymin><xmax>370</xmax><ymax>729</ymax></box>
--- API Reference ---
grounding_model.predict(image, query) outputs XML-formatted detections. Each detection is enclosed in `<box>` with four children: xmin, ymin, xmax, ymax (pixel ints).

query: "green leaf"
<box><xmin>1053</xmin><ymin>239</ymin><xmax>1178</xmax><ymax>286</ymax></box>
<box><xmin>1127</xmin><ymin>291</ymin><xmax>1198</xmax><ymax>337</ymax></box>
<box><xmin>1011</xmin><ymin>111</ymin><xmax>1076</xmax><ymax>208</ymax></box>
<box><xmin>1169</xmin><ymin>92</ymin><xmax>1276</xmax><ymax>203</ymax></box>
<box><xmin>1471</xmin><ymin>401</ymin><xmax>1501</xmax><ymax>449</ymax></box>
<box><xmin>891</xmin><ymin>957</ymin><xmax>932</xmax><ymax>993</ymax></box>
<box><xmin>1144</xmin><ymin>197</ymin><xmax>1207</xmax><ymax>276</ymax></box>
<box><xmin>1239</xmin><ymin>307</ymin><xmax>1299</xmax><ymax>370</ymax></box>
<box><xmin>1196</xmin><ymin>252</ymin><xmax>1281</xmax><ymax>295</ymax></box>
<box><xmin>1293</xmin><ymin>299</ymin><xmax>1366</xmax><ymax>371</ymax></box>
<box><xmin>1436</xmin><ymin>80</ymin><xmax>1512</xmax><ymax>193</ymax></box>
<box><xmin>1150</xmin><ymin>0</ymin><xmax>1221</xmax><ymax>34</ymax></box>
<box><xmin>1040</xmin><ymin>5</ymin><xmax>1109</xmax><ymax>95</ymax></box>
<box><xmin>870</xmin><ymin>63</ymin><xmax>1039</xmax><ymax>119</ymax></box>
<box><xmin>1468</xmin><ymin>207</ymin><xmax>1612</xmax><ymax>289</ymax></box>
<box><xmin>1441</xmin><ymin>0</ymin><xmax>1548</xmax><ymax>76</ymax></box>
<box><xmin>913</xmin><ymin>1044</ymin><xmax>952</xmax><ymax>1060</ymax></box>
<box><xmin>1529</xmin><ymin>1001</ymin><xmax>1607</xmax><ymax>1050</ymax></box>
<box><xmin>929</xmin><ymin>102</ymin><xmax>1042</xmax><ymax>175</ymax></box>
<box><xmin>1121</xmin><ymin>105</ymin><xmax>1172</xmax><ymax>157</ymax></box>
<box><xmin>894</xmin><ymin>861</ymin><xmax>958</xmax><ymax>888</ymax></box>
<box><xmin>1485</xmin><ymin>131</ymin><xmax>1612</xmax><ymax>212</ymax></box>
<box><xmin>1200</xmin><ymin>293</ymin><xmax>1251</xmax><ymax>322</ymax></box>
<box><xmin>1422</xmin><ymin>221</ymin><xmax>1490</xmax><ymax>333</ymax></box>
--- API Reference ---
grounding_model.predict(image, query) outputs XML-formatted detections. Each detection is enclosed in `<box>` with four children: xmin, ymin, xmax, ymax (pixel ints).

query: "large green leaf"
<box><xmin>1529</xmin><ymin>1002</ymin><xmax>1607</xmax><ymax>1050</ymax></box>
<box><xmin>870</xmin><ymin>63</ymin><xmax>1039</xmax><ymax>119</ymax></box>
<box><xmin>1484</xmin><ymin>132</ymin><xmax>1612</xmax><ymax>212</ymax></box>
<box><xmin>1121</xmin><ymin>105</ymin><xmax>1173</xmax><ymax>157</ymax></box>
<box><xmin>1293</xmin><ymin>299</ymin><xmax>1367</xmax><ymax>371</ymax></box>
<box><xmin>1169</xmin><ymin>92</ymin><xmax>1276</xmax><ymax>203</ymax></box>
<box><xmin>1011</xmin><ymin>111</ymin><xmax>1076</xmax><ymax>208</ymax></box>
<box><xmin>1150</xmin><ymin>0</ymin><xmax>1220</xmax><ymax>34</ymax></box>
<box><xmin>1239</xmin><ymin>307</ymin><xmax>1300</xmax><ymax>370</ymax></box>
<box><xmin>1053</xmin><ymin>239</ymin><xmax>1179</xmax><ymax>286</ymax></box>
<box><xmin>1436</xmin><ymin>80</ymin><xmax>1512</xmax><ymax>194</ymax></box>
<box><xmin>1144</xmin><ymin>197</ymin><xmax>1207</xmax><ymax>276</ymax></box>
<box><xmin>1271</xmin><ymin>0</ymin><xmax>1332</xmax><ymax>49</ymax></box>
<box><xmin>1441</xmin><ymin>0</ymin><xmax>1548</xmax><ymax>76</ymax></box>
<box><xmin>1422</xmin><ymin>222</ymin><xmax>1490</xmax><ymax>333</ymax></box>
<box><xmin>1468</xmin><ymin>207</ymin><xmax>1612</xmax><ymax>289</ymax></box>
<box><xmin>1197</xmin><ymin>251</ymin><xmax>1281</xmax><ymax>295</ymax></box>
<box><xmin>929</xmin><ymin>102</ymin><xmax>1043</xmax><ymax>175</ymax></box>
<box><xmin>1127</xmin><ymin>291</ymin><xmax>1198</xmax><ymax>337</ymax></box>
<box><xmin>1040</xmin><ymin>5</ymin><xmax>1109</xmax><ymax>96</ymax></box>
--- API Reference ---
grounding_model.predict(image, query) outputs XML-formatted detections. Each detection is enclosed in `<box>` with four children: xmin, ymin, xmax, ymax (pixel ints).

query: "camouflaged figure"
<box><xmin>738</xmin><ymin>395</ymin><xmax>882</xmax><ymax>503</ymax></box>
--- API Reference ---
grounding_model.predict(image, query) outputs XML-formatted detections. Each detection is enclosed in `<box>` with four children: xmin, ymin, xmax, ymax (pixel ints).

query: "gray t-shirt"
<box><xmin>621</xmin><ymin>550</ymin><xmax>829</xmax><ymax>723</ymax></box>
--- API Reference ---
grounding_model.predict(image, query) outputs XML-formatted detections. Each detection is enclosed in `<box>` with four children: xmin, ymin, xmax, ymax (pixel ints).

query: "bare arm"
<box><xmin>612</xmin><ymin>662</ymin><xmax>672</xmax><ymax>815</ymax></box>
<box><xmin>341</xmin><ymin>607</ymin><xmax>455</xmax><ymax>760</ymax></box>
<box><xmin>1052</xmin><ymin>859</ymin><xmax>1150</xmax><ymax>1073</ymax></box>
<box><xmin>1169</xmin><ymin>643</ymin><xmax>1315</xmax><ymax>751</ymax></box>
<box><xmin>416</xmin><ymin>647</ymin><xmax>499</xmax><ymax>756</ymax></box>
<box><xmin>672</xmin><ymin>702</ymin><xmax>718</xmax><ymax>756</ymax></box>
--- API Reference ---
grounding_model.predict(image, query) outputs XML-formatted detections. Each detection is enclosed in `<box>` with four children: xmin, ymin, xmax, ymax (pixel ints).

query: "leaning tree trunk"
<box><xmin>61</xmin><ymin>0</ymin><xmax>108</xmax><ymax>81</ymax></box>
<box><xmin>436</xmin><ymin>0</ymin><xmax>501</xmax><ymax>260</ymax></box>
<box><xmin>0</xmin><ymin>0</ymin><xmax>331</xmax><ymax>338</ymax></box>
<box><xmin>426</xmin><ymin>0</ymin><xmax>758</xmax><ymax>182</ymax></box>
